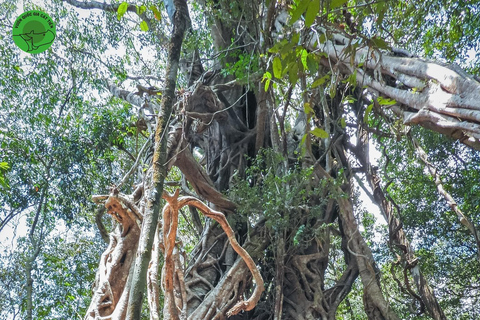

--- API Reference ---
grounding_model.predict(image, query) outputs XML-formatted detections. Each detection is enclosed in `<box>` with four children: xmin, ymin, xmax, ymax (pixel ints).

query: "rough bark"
<box><xmin>86</xmin><ymin>193</ymin><xmax>141</xmax><ymax>320</ymax></box>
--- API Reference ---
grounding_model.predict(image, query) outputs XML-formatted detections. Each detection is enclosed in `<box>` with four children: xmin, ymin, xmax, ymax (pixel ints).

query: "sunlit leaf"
<box><xmin>262</xmin><ymin>71</ymin><xmax>272</xmax><ymax>91</ymax></box>
<box><xmin>140</xmin><ymin>21</ymin><xmax>149</xmax><ymax>31</ymax></box>
<box><xmin>136</xmin><ymin>5</ymin><xmax>146</xmax><ymax>15</ymax></box>
<box><xmin>273</xmin><ymin>56</ymin><xmax>282</xmax><ymax>78</ymax></box>
<box><xmin>300</xmin><ymin>49</ymin><xmax>308</xmax><ymax>70</ymax></box>
<box><xmin>377</xmin><ymin>97</ymin><xmax>396</xmax><ymax>105</ymax></box>
<box><xmin>290</xmin><ymin>0</ymin><xmax>311</xmax><ymax>25</ymax></box>
<box><xmin>311</xmin><ymin>128</ymin><xmax>329</xmax><ymax>139</ymax></box>
<box><xmin>304</xmin><ymin>102</ymin><xmax>313</xmax><ymax>115</ymax></box>
<box><xmin>117</xmin><ymin>2</ymin><xmax>128</xmax><ymax>20</ymax></box>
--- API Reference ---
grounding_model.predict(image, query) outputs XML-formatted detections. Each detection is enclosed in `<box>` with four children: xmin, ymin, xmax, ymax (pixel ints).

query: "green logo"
<box><xmin>12</xmin><ymin>10</ymin><xmax>56</xmax><ymax>54</ymax></box>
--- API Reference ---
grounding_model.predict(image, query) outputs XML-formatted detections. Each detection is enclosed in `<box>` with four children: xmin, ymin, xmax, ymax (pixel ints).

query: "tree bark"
<box><xmin>125</xmin><ymin>1</ymin><xmax>191</xmax><ymax>319</ymax></box>
<box><xmin>413</xmin><ymin>137</ymin><xmax>480</xmax><ymax>261</ymax></box>
<box><xmin>307</xmin><ymin>28</ymin><xmax>480</xmax><ymax>151</ymax></box>
<box><xmin>25</xmin><ymin>186</ymin><xmax>47</xmax><ymax>320</ymax></box>
<box><xmin>351</xmin><ymin>119</ymin><xmax>447</xmax><ymax>319</ymax></box>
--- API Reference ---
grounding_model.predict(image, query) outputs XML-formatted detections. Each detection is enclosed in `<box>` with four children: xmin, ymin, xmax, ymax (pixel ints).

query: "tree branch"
<box><xmin>412</xmin><ymin>137</ymin><xmax>480</xmax><ymax>262</ymax></box>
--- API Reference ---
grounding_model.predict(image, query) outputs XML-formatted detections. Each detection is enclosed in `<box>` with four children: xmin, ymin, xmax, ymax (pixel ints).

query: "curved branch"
<box><xmin>178</xmin><ymin>196</ymin><xmax>264</xmax><ymax>316</ymax></box>
<box><xmin>161</xmin><ymin>190</ymin><xmax>264</xmax><ymax>317</ymax></box>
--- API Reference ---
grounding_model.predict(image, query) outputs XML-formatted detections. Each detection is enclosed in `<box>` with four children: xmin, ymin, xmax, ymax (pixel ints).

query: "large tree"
<box><xmin>1</xmin><ymin>0</ymin><xmax>479</xmax><ymax>319</ymax></box>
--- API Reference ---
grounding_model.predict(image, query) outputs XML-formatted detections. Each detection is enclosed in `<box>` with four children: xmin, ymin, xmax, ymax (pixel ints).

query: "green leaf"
<box><xmin>330</xmin><ymin>0</ymin><xmax>348</xmax><ymax>9</ymax></box>
<box><xmin>290</xmin><ymin>0</ymin><xmax>311</xmax><ymax>25</ymax></box>
<box><xmin>377</xmin><ymin>97</ymin><xmax>396</xmax><ymax>105</ymax></box>
<box><xmin>117</xmin><ymin>2</ymin><xmax>128</xmax><ymax>20</ymax></box>
<box><xmin>311</xmin><ymin>74</ymin><xmax>330</xmax><ymax>88</ymax></box>
<box><xmin>318</xmin><ymin>33</ymin><xmax>327</xmax><ymax>44</ymax></box>
<box><xmin>304</xmin><ymin>102</ymin><xmax>313</xmax><ymax>115</ymax></box>
<box><xmin>376</xmin><ymin>2</ymin><xmax>385</xmax><ymax>26</ymax></box>
<box><xmin>311</xmin><ymin>128</ymin><xmax>329</xmax><ymax>139</ymax></box>
<box><xmin>300</xmin><ymin>133</ymin><xmax>308</xmax><ymax>145</ymax></box>
<box><xmin>140</xmin><ymin>21</ymin><xmax>149</xmax><ymax>31</ymax></box>
<box><xmin>344</xmin><ymin>70</ymin><xmax>356</xmax><ymax>86</ymax></box>
<box><xmin>371</xmin><ymin>37</ymin><xmax>390</xmax><ymax>50</ymax></box>
<box><xmin>262</xmin><ymin>71</ymin><xmax>272</xmax><ymax>91</ymax></box>
<box><xmin>273</xmin><ymin>56</ymin><xmax>282</xmax><ymax>78</ymax></box>
<box><xmin>364</xmin><ymin>103</ymin><xmax>373</xmax><ymax>123</ymax></box>
<box><xmin>136</xmin><ymin>5</ymin><xmax>146</xmax><ymax>15</ymax></box>
<box><xmin>288</xmin><ymin>63</ymin><xmax>299</xmax><ymax>85</ymax></box>
<box><xmin>305</xmin><ymin>0</ymin><xmax>320</xmax><ymax>27</ymax></box>
<box><xmin>0</xmin><ymin>162</ymin><xmax>9</xmax><ymax>170</ymax></box>
<box><xmin>300</xmin><ymin>49</ymin><xmax>308</xmax><ymax>70</ymax></box>
<box><xmin>292</xmin><ymin>32</ymin><xmax>300</xmax><ymax>43</ymax></box>
<box><xmin>306</xmin><ymin>53</ymin><xmax>318</xmax><ymax>73</ymax></box>
<box><xmin>340</xmin><ymin>117</ymin><xmax>347</xmax><ymax>129</ymax></box>
<box><xmin>150</xmin><ymin>5</ymin><xmax>162</xmax><ymax>20</ymax></box>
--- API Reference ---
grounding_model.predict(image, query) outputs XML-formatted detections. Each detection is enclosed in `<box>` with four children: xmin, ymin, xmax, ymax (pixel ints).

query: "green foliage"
<box><xmin>136</xmin><ymin>4</ymin><xmax>146</xmax><ymax>15</ymax></box>
<box><xmin>262</xmin><ymin>71</ymin><xmax>271</xmax><ymax>91</ymax></box>
<box><xmin>221</xmin><ymin>50</ymin><xmax>260</xmax><ymax>80</ymax></box>
<box><xmin>0</xmin><ymin>162</ymin><xmax>9</xmax><ymax>190</ymax></box>
<box><xmin>0</xmin><ymin>0</ymin><xmax>478</xmax><ymax>318</ymax></box>
<box><xmin>150</xmin><ymin>5</ymin><xmax>162</xmax><ymax>21</ymax></box>
<box><xmin>0</xmin><ymin>0</ymin><xmax>153</xmax><ymax>316</ymax></box>
<box><xmin>229</xmin><ymin>149</ymin><xmax>325</xmax><ymax>232</ymax></box>
<box><xmin>355</xmin><ymin>0</ymin><xmax>480</xmax><ymax>72</ymax></box>
<box><xmin>310</xmin><ymin>127</ymin><xmax>329</xmax><ymax>139</ymax></box>
<box><xmin>272</xmin><ymin>56</ymin><xmax>282</xmax><ymax>79</ymax></box>
<box><xmin>376</xmin><ymin>126</ymin><xmax>480</xmax><ymax>318</ymax></box>
<box><xmin>228</xmin><ymin>149</ymin><xmax>350</xmax><ymax>251</ymax></box>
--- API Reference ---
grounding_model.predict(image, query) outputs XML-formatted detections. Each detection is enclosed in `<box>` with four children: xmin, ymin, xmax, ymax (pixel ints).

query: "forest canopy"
<box><xmin>0</xmin><ymin>0</ymin><xmax>479</xmax><ymax>319</ymax></box>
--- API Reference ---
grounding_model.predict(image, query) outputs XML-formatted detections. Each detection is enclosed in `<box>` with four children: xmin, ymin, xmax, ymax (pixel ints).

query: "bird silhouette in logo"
<box><xmin>14</xmin><ymin>29</ymin><xmax>55</xmax><ymax>52</ymax></box>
